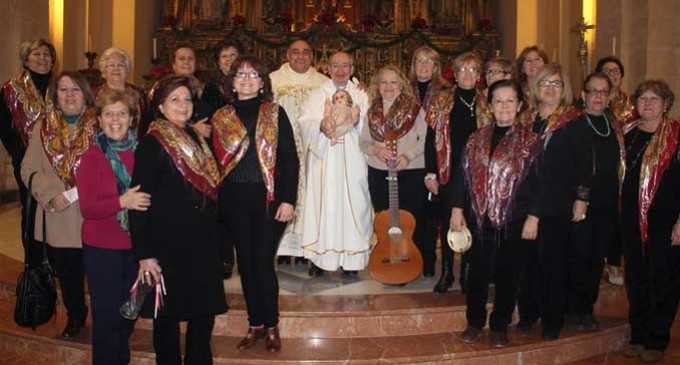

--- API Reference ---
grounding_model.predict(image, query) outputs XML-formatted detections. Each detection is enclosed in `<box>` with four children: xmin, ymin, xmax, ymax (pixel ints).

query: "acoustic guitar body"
<box><xmin>369</xmin><ymin>209</ymin><xmax>423</xmax><ymax>285</ymax></box>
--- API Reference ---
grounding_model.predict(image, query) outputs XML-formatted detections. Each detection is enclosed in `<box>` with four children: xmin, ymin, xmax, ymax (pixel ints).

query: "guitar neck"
<box><xmin>387</xmin><ymin>162</ymin><xmax>400</xmax><ymax>228</ymax></box>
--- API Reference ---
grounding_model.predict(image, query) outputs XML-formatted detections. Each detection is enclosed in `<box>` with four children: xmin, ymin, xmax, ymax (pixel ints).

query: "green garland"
<box><xmin>172</xmin><ymin>22</ymin><xmax>491</xmax><ymax>58</ymax></box>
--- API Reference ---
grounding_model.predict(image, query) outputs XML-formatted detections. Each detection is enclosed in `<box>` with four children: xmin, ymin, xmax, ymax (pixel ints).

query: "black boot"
<box><xmin>433</xmin><ymin>261</ymin><xmax>454</xmax><ymax>293</ymax></box>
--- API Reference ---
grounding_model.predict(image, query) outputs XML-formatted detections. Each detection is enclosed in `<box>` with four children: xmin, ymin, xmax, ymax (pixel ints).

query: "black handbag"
<box><xmin>14</xmin><ymin>172</ymin><xmax>57</xmax><ymax>329</ymax></box>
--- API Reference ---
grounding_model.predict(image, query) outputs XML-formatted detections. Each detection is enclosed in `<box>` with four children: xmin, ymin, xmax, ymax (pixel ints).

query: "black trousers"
<box><xmin>220</xmin><ymin>182</ymin><xmax>285</xmax><ymax>328</ymax></box>
<box><xmin>606</xmin><ymin>225</ymin><xmax>623</xmax><ymax>266</ymax></box>
<box><xmin>536</xmin><ymin>216</ymin><xmax>572</xmax><ymax>332</ymax></box>
<box><xmin>28</xmin><ymin>241</ymin><xmax>87</xmax><ymax>321</ymax></box>
<box><xmin>465</xmin><ymin>221</ymin><xmax>523</xmax><ymax>331</ymax></box>
<box><xmin>623</xmin><ymin>226</ymin><xmax>680</xmax><ymax>351</ymax></box>
<box><xmin>516</xmin><ymin>236</ymin><xmax>541</xmax><ymax>325</ymax></box>
<box><xmin>368</xmin><ymin>167</ymin><xmax>431</xmax><ymax>268</ymax></box>
<box><xmin>566</xmin><ymin>208</ymin><xmax>617</xmax><ymax>316</ymax></box>
<box><xmin>82</xmin><ymin>244</ymin><xmax>137</xmax><ymax>365</ymax></box>
<box><xmin>153</xmin><ymin>314</ymin><xmax>215</xmax><ymax>365</ymax></box>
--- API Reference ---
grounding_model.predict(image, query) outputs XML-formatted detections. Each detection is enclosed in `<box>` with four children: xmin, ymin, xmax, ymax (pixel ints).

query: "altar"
<box><xmin>156</xmin><ymin>0</ymin><xmax>499</xmax><ymax>81</ymax></box>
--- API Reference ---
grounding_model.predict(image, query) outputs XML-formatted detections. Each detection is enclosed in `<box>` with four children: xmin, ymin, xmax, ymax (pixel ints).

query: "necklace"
<box><xmin>585</xmin><ymin>113</ymin><xmax>611</xmax><ymax>137</ymax></box>
<box><xmin>458</xmin><ymin>94</ymin><xmax>477</xmax><ymax>118</ymax></box>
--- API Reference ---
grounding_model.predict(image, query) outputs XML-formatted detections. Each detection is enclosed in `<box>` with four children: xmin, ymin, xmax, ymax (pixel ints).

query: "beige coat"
<box><xmin>21</xmin><ymin>120</ymin><xmax>83</xmax><ymax>248</ymax></box>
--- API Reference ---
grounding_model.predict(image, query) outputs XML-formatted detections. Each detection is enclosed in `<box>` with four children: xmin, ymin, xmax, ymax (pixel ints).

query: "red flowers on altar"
<box><xmin>231</xmin><ymin>15</ymin><xmax>246</xmax><ymax>27</ymax></box>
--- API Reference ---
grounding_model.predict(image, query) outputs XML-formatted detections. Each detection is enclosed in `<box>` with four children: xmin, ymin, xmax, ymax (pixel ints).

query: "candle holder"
<box><xmin>84</xmin><ymin>51</ymin><xmax>98</xmax><ymax>69</ymax></box>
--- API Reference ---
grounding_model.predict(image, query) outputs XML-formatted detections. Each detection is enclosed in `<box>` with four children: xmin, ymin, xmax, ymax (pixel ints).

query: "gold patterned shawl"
<box><xmin>40</xmin><ymin>107</ymin><xmax>97</xmax><ymax>188</ymax></box>
<box><xmin>610</xmin><ymin>90</ymin><xmax>637</xmax><ymax>127</ymax></box>
<box><xmin>147</xmin><ymin>119</ymin><xmax>219</xmax><ymax>200</ymax></box>
<box><xmin>633</xmin><ymin>118</ymin><xmax>680</xmax><ymax>243</ymax></box>
<box><xmin>425</xmin><ymin>87</ymin><xmax>490</xmax><ymax>184</ymax></box>
<box><xmin>367</xmin><ymin>93</ymin><xmax>420</xmax><ymax>142</ymax></box>
<box><xmin>3</xmin><ymin>70</ymin><xmax>50</xmax><ymax>147</ymax></box>
<box><xmin>212</xmin><ymin>100</ymin><xmax>280</xmax><ymax>203</ymax></box>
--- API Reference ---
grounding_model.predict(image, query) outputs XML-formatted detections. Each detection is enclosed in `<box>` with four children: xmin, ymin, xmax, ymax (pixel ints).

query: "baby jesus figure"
<box><xmin>323</xmin><ymin>89</ymin><xmax>360</xmax><ymax>146</ymax></box>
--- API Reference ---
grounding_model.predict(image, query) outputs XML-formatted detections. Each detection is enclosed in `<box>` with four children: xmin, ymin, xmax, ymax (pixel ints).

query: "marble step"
<box><xmin>0</xmin><ymin>315</ymin><xmax>628</xmax><ymax>365</ymax></box>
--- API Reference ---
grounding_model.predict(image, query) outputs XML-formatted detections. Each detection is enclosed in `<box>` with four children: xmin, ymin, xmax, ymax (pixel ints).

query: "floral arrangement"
<box><xmin>478</xmin><ymin>18</ymin><xmax>493</xmax><ymax>32</ymax></box>
<box><xmin>162</xmin><ymin>15</ymin><xmax>177</xmax><ymax>29</ymax></box>
<box><xmin>231</xmin><ymin>15</ymin><xmax>246</xmax><ymax>27</ymax></box>
<box><xmin>441</xmin><ymin>65</ymin><xmax>454</xmax><ymax>82</ymax></box>
<box><xmin>142</xmin><ymin>64</ymin><xmax>173</xmax><ymax>89</ymax></box>
<box><xmin>315</xmin><ymin>8</ymin><xmax>341</xmax><ymax>31</ymax></box>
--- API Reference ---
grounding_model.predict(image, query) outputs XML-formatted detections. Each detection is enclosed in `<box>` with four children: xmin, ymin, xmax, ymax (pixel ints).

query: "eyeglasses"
<box><xmin>416</xmin><ymin>58</ymin><xmax>435</xmax><ymax>65</ymax></box>
<box><xmin>235</xmin><ymin>70</ymin><xmax>261</xmax><ymax>79</ymax></box>
<box><xmin>601</xmin><ymin>68</ymin><xmax>621</xmax><ymax>76</ymax></box>
<box><xmin>585</xmin><ymin>89</ymin><xmax>610</xmax><ymax>97</ymax></box>
<box><xmin>486</xmin><ymin>68</ymin><xmax>507</xmax><ymax>76</ymax></box>
<box><xmin>104</xmin><ymin>63</ymin><xmax>126</xmax><ymax>69</ymax></box>
<box><xmin>538</xmin><ymin>79</ymin><xmax>564</xmax><ymax>88</ymax></box>
<box><xmin>456</xmin><ymin>66</ymin><xmax>480</xmax><ymax>74</ymax></box>
<box><xmin>102</xmin><ymin>110</ymin><xmax>130</xmax><ymax>119</ymax></box>
<box><xmin>638</xmin><ymin>96</ymin><xmax>663</xmax><ymax>104</ymax></box>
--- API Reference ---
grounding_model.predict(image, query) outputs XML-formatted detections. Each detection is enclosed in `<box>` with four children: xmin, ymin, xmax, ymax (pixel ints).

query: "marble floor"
<box><xmin>2</xmin><ymin>201</ymin><xmax>680</xmax><ymax>364</ymax></box>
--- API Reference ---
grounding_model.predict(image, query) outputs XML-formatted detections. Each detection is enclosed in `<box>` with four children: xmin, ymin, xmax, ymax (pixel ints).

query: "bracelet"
<box><xmin>576</xmin><ymin>186</ymin><xmax>590</xmax><ymax>201</ymax></box>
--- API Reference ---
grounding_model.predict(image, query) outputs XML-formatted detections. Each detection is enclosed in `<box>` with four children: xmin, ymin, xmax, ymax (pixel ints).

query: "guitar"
<box><xmin>368</xmin><ymin>131</ymin><xmax>424</xmax><ymax>285</ymax></box>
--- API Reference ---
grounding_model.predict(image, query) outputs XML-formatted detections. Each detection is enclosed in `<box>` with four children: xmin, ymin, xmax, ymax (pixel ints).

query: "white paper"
<box><xmin>63</xmin><ymin>187</ymin><xmax>79</xmax><ymax>204</ymax></box>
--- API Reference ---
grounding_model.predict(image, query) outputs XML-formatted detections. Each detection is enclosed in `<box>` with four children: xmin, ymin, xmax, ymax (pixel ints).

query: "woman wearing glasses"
<box><xmin>92</xmin><ymin>47</ymin><xmax>148</xmax><ymax>134</ymax></box>
<box><xmin>483</xmin><ymin>56</ymin><xmax>513</xmax><ymax>95</ymax></box>
<box><xmin>212</xmin><ymin>55</ymin><xmax>299</xmax><ymax>353</ymax></box>
<box><xmin>542</xmin><ymin>72</ymin><xmax>624</xmax><ymax>333</ymax></box>
<box><xmin>595</xmin><ymin>56</ymin><xmax>635</xmax><ymax>287</ymax></box>
<box><xmin>517</xmin><ymin>63</ymin><xmax>582</xmax><ymax>340</ymax></box>
<box><xmin>424</xmin><ymin>52</ymin><xmax>490</xmax><ymax>293</ymax></box>
<box><xmin>620</xmin><ymin>80</ymin><xmax>680</xmax><ymax>364</ymax></box>
<box><xmin>408</xmin><ymin>46</ymin><xmax>450</xmax><ymax>276</ymax></box>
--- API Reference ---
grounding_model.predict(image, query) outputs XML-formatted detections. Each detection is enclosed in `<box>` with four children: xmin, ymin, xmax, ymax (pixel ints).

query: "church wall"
<box><xmin>0</xmin><ymin>0</ymin><xmax>49</xmax><ymax>199</ymax></box>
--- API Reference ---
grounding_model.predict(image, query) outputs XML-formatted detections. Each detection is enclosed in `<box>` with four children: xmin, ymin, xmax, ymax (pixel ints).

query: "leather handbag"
<box><xmin>14</xmin><ymin>172</ymin><xmax>57</xmax><ymax>329</ymax></box>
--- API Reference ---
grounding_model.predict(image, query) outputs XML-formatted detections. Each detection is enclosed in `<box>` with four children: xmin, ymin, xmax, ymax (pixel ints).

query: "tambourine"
<box><xmin>447</xmin><ymin>226</ymin><xmax>472</xmax><ymax>253</ymax></box>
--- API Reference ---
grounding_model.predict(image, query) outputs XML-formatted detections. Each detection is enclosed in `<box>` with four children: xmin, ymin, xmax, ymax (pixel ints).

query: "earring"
<box><xmin>259</xmin><ymin>88</ymin><xmax>264</xmax><ymax>94</ymax></box>
<box><xmin>232</xmin><ymin>88</ymin><xmax>236</xmax><ymax>93</ymax></box>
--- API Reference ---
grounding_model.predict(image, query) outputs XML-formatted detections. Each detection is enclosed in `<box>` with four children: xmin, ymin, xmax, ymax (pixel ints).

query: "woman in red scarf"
<box><xmin>620</xmin><ymin>80</ymin><xmax>680</xmax><ymax>364</ymax></box>
<box><xmin>212</xmin><ymin>55</ymin><xmax>299</xmax><ymax>353</ymax></box>
<box><xmin>516</xmin><ymin>63</ymin><xmax>582</xmax><ymax>340</ymax></box>
<box><xmin>451</xmin><ymin>79</ymin><xmax>540</xmax><ymax>348</ymax></box>
<box><xmin>21</xmin><ymin>71</ymin><xmax>97</xmax><ymax>339</ymax></box>
<box><xmin>424</xmin><ymin>52</ymin><xmax>490</xmax><ymax>293</ymax></box>
<box><xmin>129</xmin><ymin>75</ymin><xmax>227</xmax><ymax>364</ymax></box>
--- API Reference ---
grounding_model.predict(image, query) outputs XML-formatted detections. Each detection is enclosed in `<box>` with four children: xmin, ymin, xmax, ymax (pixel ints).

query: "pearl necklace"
<box><xmin>585</xmin><ymin>113</ymin><xmax>611</xmax><ymax>137</ymax></box>
<box><xmin>458</xmin><ymin>94</ymin><xmax>476</xmax><ymax>118</ymax></box>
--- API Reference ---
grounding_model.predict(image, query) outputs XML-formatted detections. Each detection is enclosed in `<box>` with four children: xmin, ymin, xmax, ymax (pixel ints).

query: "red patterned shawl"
<box><xmin>212</xmin><ymin>101</ymin><xmax>279</xmax><ymax>203</ymax></box>
<box><xmin>425</xmin><ymin>87</ymin><xmax>490</xmax><ymax>184</ymax></box>
<box><xmin>147</xmin><ymin>119</ymin><xmax>219</xmax><ymax>200</ymax></box>
<box><xmin>463</xmin><ymin>122</ymin><xmax>540</xmax><ymax>229</ymax></box>
<box><xmin>41</xmin><ymin>107</ymin><xmax>97</xmax><ymax>189</ymax></box>
<box><xmin>3</xmin><ymin>70</ymin><xmax>50</xmax><ymax>147</ymax></box>
<box><xmin>634</xmin><ymin>118</ymin><xmax>680</xmax><ymax>243</ymax></box>
<box><xmin>367</xmin><ymin>93</ymin><xmax>420</xmax><ymax>142</ymax></box>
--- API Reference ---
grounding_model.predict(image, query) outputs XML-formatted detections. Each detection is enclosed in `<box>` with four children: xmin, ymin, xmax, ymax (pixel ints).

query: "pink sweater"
<box><xmin>76</xmin><ymin>145</ymin><xmax>134</xmax><ymax>249</ymax></box>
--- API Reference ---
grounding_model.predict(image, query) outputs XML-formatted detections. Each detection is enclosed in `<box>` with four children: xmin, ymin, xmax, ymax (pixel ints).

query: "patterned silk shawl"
<box><xmin>40</xmin><ymin>107</ymin><xmax>97</xmax><ymax>189</ymax></box>
<box><xmin>212</xmin><ymin>100</ymin><xmax>279</xmax><ymax>203</ymax></box>
<box><xmin>367</xmin><ymin>93</ymin><xmax>420</xmax><ymax>142</ymax></box>
<box><xmin>463</xmin><ymin>122</ymin><xmax>540</xmax><ymax>229</ymax></box>
<box><xmin>631</xmin><ymin>117</ymin><xmax>680</xmax><ymax>243</ymax></box>
<box><xmin>425</xmin><ymin>87</ymin><xmax>490</xmax><ymax>184</ymax></box>
<box><xmin>147</xmin><ymin>119</ymin><xmax>219</xmax><ymax>200</ymax></box>
<box><xmin>3</xmin><ymin>70</ymin><xmax>50</xmax><ymax>147</ymax></box>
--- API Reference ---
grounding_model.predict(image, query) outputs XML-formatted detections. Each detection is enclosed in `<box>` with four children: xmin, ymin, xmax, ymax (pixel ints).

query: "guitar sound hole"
<box><xmin>381</xmin><ymin>257</ymin><xmax>411</xmax><ymax>264</ymax></box>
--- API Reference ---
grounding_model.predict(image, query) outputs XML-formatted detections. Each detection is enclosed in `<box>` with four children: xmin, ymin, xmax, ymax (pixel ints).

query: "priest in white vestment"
<box><xmin>298</xmin><ymin>52</ymin><xmax>373</xmax><ymax>272</ymax></box>
<box><xmin>270</xmin><ymin>40</ymin><xmax>329</xmax><ymax>258</ymax></box>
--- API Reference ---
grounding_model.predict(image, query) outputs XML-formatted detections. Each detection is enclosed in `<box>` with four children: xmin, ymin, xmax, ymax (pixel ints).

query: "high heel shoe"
<box><xmin>265</xmin><ymin>326</ymin><xmax>281</xmax><ymax>352</ymax></box>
